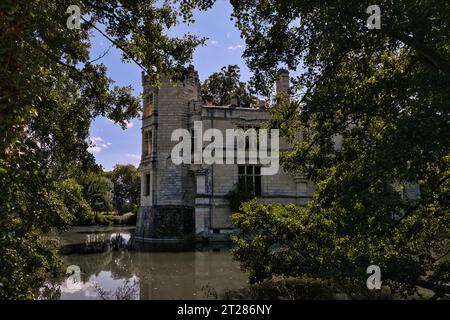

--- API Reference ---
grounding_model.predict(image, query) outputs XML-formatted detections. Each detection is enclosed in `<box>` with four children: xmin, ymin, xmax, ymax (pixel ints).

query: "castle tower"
<box><xmin>136</xmin><ymin>68</ymin><xmax>200</xmax><ymax>239</ymax></box>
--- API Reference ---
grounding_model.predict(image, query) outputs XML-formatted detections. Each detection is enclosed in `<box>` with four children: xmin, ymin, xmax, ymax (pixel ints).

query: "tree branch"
<box><xmin>381</xmin><ymin>29</ymin><xmax>450</xmax><ymax>76</ymax></box>
<box><xmin>80</xmin><ymin>17</ymin><xmax>149</xmax><ymax>74</ymax></box>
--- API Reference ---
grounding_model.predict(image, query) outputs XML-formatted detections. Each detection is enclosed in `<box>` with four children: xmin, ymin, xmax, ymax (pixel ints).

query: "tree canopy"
<box><xmin>185</xmin><ymin>0</ymin><xmax>450</xmax><ymax>298</ymax></box>
<box><xmin>201</xmin><ymin>65</ymin><xmax>256</xmax><ymax>107</ymax></box>
<box><xmin>81</xmin><ymin>172</ymin><xmax>114</xmax><ymax>215</ymax></box>
<box><xmin>0</xmin><ymin>0</ymin><xmax>202</xmax><ymax>298</ymax></box>
<box><xmin>109</xmin><ymin>164</ymin><xmax>140</xmax><ymax>214</ymax></box>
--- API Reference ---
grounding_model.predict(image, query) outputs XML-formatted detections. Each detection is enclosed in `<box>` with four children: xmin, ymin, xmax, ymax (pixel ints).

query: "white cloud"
<box><xmin>60</xmin><ymin>280</ymin><xmax>93</xmax><ymax>294</ymax></box>
<box><xmin>227</xmin><ymin>44</ymin><xmax>244</xmax><ymax>51</ymax></box>
<box><xmin>126</xmin><ymin>153</ymin><xmax>141</xmax><ymax>160</ymax></box>
<box><xmin>88</xmin><ymin>136</ymin><xmax>112</xmax><ymax>154</ymax></box>
<box><xmin>125</xmin><ymin>120</ymin><xmax>133</xmax><ymax>129</ymax></box>
<box><xmin>91</xmin><ymin>136</ymin><xmax>104</xmax><ymax>143</ymax></box>
<box><xmin>88</xmin><ymin>146</ymin><xmax>102</xmax><ymax>153</ymax></box>
<box><xmin>210</xmin><ymin>40</ymin><xmax>218</xmax><ymax>45</ymax></box>
<box><xmin>226</xmin><ymin>32</ymin><xmax>231</xmax><ymax>39</ymax></box>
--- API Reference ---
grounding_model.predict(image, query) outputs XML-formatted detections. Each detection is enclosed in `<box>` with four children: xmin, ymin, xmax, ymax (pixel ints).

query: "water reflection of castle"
<box><xmin>61</xmin><ymin>230</ymin><xmax>246</xmax><ymax>299</ymax></box>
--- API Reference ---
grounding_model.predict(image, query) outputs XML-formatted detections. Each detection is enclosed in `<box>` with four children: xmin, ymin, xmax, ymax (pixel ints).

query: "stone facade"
<box><xmin>136</xmin><ymin>68</ymin><xmax>315</xmax><ymax>240</ymax></box>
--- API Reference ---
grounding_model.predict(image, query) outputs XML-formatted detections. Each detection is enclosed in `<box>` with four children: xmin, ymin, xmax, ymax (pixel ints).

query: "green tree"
<box><xmin>110</xmin><ymin>164</ymin><xmax>140</xmax><ymax>213</ymax></box>
<box><xmin>82</xmin><ymin>172</ymin><xmax>114</xmax><ymax>216</ymax></box>
<box><xmin>201</xmin><ymin>65</ymin><xmax>256</xmax><ymax>107</ymax></box>
<box><xmin>184</xmin><ymin>1</ymin><xmax>450</xmax><ymax>298</ymax></box>
<box><xmin>58</xmin><ymin>178</ymin><xmax>94</xmax><ymax>225</ymax></box>
<box><xmin>0</xmin><ymin>0</ymin><xmax>202</xmax><ymax>298</ymax></box>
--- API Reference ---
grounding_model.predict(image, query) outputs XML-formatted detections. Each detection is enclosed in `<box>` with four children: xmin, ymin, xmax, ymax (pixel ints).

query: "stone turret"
<box><xmin>136</xmin><ymin>68</ymin><xmax>200</xmax><ymax>239</ymax></box>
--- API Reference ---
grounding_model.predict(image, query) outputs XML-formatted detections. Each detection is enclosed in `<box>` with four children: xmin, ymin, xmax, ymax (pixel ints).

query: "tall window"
<box><xmin>238</xmin><ymin>165</ymin><xmax>261</xmax><ymax>196</ymax></box>
<box><xmin>144</xmin><ymin>93</ymin><xmax>153</xmax><ymax>117</ymax></box>
<box><xmin>191</xmin><ymin>128</ymin><xmax>195</xmax><ymax>157</ymax></box>
<box><xmin>145</xmin><ymin>174</ymin><xmax>150</xmax><ymax>196</ymax></box>
<box><xmin>144</xmin><ymin>131</ymin><xmax>152</xmax><ymax>156</ymax></box>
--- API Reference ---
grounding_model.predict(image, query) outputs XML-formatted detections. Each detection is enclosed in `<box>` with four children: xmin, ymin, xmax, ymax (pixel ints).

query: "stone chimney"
<box><xmin>184</xmin><ymin>65</ymin><xmax>201</xmax><ymax>101</ymax></box>
<box><xmin>276</xmin><ymin>69</ymin><xmax>289</xmax><ymax>99</ymax></box>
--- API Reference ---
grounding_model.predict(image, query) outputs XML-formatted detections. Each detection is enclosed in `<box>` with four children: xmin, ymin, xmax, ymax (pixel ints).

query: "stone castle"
<box><xmin>135</xmin><ymin>68</ymin><xmax>316</xmax><ymax>241</ymax></box>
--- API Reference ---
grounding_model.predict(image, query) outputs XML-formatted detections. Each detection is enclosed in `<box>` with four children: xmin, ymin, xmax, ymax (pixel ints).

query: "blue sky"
<box><xmin>87</xmin><ymin>1</ymin><xmax>250</xmax><ymax>171</ymax></box>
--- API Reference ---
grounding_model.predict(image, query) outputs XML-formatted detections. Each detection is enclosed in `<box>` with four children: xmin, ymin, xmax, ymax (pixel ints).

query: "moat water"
<box><xmin>45</xmin><ymin>226</ymin><xmax>248</xmax><ymax>300</ymax></box>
